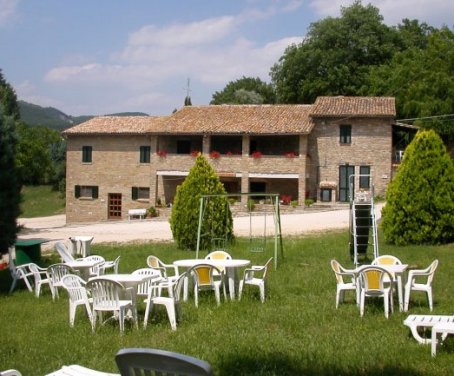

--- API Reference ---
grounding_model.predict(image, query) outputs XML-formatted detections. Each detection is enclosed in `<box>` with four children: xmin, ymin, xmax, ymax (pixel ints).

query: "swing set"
<box><xmin>195</xmin><ymin>193</ymin><xmax>284</xmax><ymax>269</ymax></box>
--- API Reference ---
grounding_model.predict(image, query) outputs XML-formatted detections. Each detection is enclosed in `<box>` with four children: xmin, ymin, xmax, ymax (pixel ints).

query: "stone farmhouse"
<box><xmin>63</xmin><ymin>96</ymin><xmax>398</xmax><ymax>223</ymax></box>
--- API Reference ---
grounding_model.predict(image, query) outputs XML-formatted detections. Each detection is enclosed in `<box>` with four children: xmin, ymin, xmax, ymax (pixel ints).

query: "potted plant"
<box><xmin>284</xmin><ymin>151</ymin><xmax>297</xmax><ymax>158</ymax></box>
<box><xmin>251</xmin><ymin>151</ymin><xmax>262</xmax><ymax>159</ymax></box>
<box><xmin>156</xmin><ymin>150</ymin><xmax>167</xmax><ymax>157</ymax></box>
<box><xmin>209</xmin><ymin>150</ymin><xmax>220</xmax><ymax>159</ymax></box>
<box><xmin>191</xmin><ymin>150</ymin><xmax>200</xmax><ymax>157</ymax></box>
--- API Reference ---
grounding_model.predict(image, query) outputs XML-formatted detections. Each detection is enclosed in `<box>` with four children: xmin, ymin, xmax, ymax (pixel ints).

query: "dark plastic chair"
<box><xmin>115</xmin><ymin>348</ymin><xmax>213</xmax><ymax>376</ymax></box>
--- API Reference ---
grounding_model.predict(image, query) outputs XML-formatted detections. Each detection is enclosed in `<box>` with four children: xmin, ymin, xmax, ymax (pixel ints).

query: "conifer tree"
<box><xmin>0</xmin><ymin>107</ymin><xmax>22</xmax><ymax>254</ymax></box>
<box><xmin>382</xmin><ymin>129</ymin><xmax>454</xmax><ymax>245</ymax></box>
<box><xmin>170</xmin><ymin>154</ymin><xmax>233</xmax><ymax>250</ymax></box>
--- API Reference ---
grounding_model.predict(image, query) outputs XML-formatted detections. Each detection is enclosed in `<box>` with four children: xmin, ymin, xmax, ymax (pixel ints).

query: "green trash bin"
<box><xmin>15</xmin><ymin>239</ymin><xmax>48</xmax><ymax>265</ymax></box>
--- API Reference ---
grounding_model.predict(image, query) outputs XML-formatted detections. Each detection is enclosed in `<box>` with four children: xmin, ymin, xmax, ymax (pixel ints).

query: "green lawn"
<box><xmin>1</xmin><ymin>232</ymin><xmax>454</xmax><ymax>375</ymax></box>
<box><xmin>20</xmin><ymin>185</ymin><xmax>65</xmax><ymax>218</ymax></box>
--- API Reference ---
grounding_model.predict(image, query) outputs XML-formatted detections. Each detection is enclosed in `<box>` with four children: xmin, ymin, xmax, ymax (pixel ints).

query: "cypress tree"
<box><xmin>169</xmin><ymin>154</ymin><xmax>233</xmax><ymax>250</ymax></box>
<box><xmin>0</xmin><ymin>107</ymin><xmax>22</xmax><ymax>254</ymax></box>
<box><xmin>382</xmin><ymin>129</ymin><xmax>454</xmax><ymax>245</ymax></box>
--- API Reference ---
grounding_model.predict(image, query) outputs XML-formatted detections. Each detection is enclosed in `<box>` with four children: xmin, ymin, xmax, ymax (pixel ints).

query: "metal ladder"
<box><xmin>349</xmin><ymin>175</ymin><xmax>379</xmax><ymax>266</ymax></box>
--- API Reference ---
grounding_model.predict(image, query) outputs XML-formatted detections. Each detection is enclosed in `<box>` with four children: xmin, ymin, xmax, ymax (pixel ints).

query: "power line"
<box><xmin>397</xmin><ymin>114</ymin><xmax>454</xmax><ymax>122</ymax></box>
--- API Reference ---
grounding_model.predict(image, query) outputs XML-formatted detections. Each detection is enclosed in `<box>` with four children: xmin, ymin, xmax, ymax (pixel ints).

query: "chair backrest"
<box><xmin>115</xmin><ymin>347</ymin><xmax>213</xmax><ymax>376</ymax></box>
<box><xmin>28</xmin><ymin>263</ymin><xmax>45</xmax><ymax>282</ymax></box>
<box><xmin>426</xmin><ymin>259</ymin><xmax>439</xmax><ymax>284</ymax></box>
<box><xmin>330</xmin><ymin>259</ymin><xmax>344</xmax><ymax>284</ymax></box>
<box><xmin>359</xmin><ymin>266</ymin><xmax>391</xmax><ymax>293</ymax></box>
<box><xmin>112</xmin><ymin>256</ymin><xmax>121</xmax><ymax>273</ymax></box>
<box><xmin>262</xmin><ymin>257</ymin><xmax>273</xmax><ymax>280</ymax></box>
<box><xmin>172</xmin><ymin>272</ymin><xmax>187</xmax><ymax>304</ymax></box>
<box><xmin>205</xmin><ymin>251</ymin><xmax>232</xmax><ymax>261</ymax></box>
<box><xmin>132</xmin><ymin>268</ymin><xmax>161</xmax><ymax>297</ymax></box>
<box><xmin>190</xmin><ymin>264</ymin><xmax>222</xmax><ymax>287</ymax></box>
<box><xmin>146</xmin><ymin>256</ymin><xmax>168</xmax><ymax>278</ymax></box>
<box><xmin>47</xmin><ymin>263</ymin><xmax>73</xmax><ymax>285</ymax></box>
<box><xmin>55</xmin><ymin>242</ymin><xmax>75</xmax><ymax>263</ymax></box>
<box><xmin>372</xmin><ymin>255</ymin><xmax>402</xmax><ymax>266</ymax></box>
<box><xmin>61</xmin><ymin>274</ymin><xmax>90</xmax><ymax>303</ymax></box>
<box><xmin>82</xmin><ymin>255</ymin><xmax>105</xmax><ymax>275</ymax></box>
<box><xmin>0</xmin><ymin>370</ymin><xmax>23</xmax><ymax>376</ymax></box>
<box><xmin>86</xmin><ymin>278</ymin><xmax>125</xmax><ymax>309</ymax></box>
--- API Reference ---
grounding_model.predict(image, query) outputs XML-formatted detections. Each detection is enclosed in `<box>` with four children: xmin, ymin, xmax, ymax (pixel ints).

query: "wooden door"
<box><xmin>108</xmin><ymin>193</ymin><xmax>122</xmax><ymax>219</ymax></box>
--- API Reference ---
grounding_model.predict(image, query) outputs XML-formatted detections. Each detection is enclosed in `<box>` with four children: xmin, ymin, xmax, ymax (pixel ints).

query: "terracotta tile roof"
<box><xmin>63</xmin><ymin>105</ymin><xmax>314</xmax><ymax>135</ymax></box>
<box><xmin>310</xmin><ymin>96</ymin><xmax>395</xmax><ymax>118</ymax></box>
<box><xmin>62</xmin><ymin>116</ymin><xmax>166</xmax><ymax>135</ymax></box>
<box><xmin>160</xmin><ymin>105</ymin><xmax>314</xmax><ymax>134</ymax></box>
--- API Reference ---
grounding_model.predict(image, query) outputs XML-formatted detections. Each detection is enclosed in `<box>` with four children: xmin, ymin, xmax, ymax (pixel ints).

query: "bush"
<box><xmin>169</xmin><ymin>155</ymin><xmax>233</xmax><ymax>250</ymax></box>
<box><xmin>147</xmin><ymin>206</ymin><xmax>159</xmax><ymax>218</ymax></box>
<box><xmin>291</xmin><ymin>200</ymin><xmax>298</xmax><ymax>208</ymax></box>
<box><xmin>382</xmin><ymin>130</ymin><xmax>454</xmax><ymax>245</ymax></box>
<box><xmin>247</xmin><ymin>199</ymin><xmax>255</xmax><ymax>211</ymax></box>
<box><xmin>305</xmin><ymin>198</ymin><xmax>314</xmax><ymax>207</ymax></box>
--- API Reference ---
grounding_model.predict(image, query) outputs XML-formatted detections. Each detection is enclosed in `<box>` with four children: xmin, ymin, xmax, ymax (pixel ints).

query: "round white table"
<box><xmin>173</xmin><ymin>259</ymin><xmax>251</xmax><ymax>301</ymax></box>
<box><xmin>66</xmin><ymin>259</ymin><xmax>103</xmax><ymax>280</ymax></box>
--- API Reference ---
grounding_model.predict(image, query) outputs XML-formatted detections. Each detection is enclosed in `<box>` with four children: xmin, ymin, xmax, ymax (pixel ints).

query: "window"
<box><xmin>140</xmin><ymin>146</ymin><xmax>151</xmax><ymax>163</ymax></box>
<box><xmin>320</xmin><ymin>188</ymin><xmax>332</xmax><ymax>202</ymax></box>
<box><xmin>177</xmin><ymin>140</ymin><xmax>191</xmax><ymax>154</ymax></box>
<box><xmin>359</xmin><ymin>166</ymin><xmax>370</xmax><ymax>189</ymax></box>
<box><xmin>75</xmin><ymin>185</ymin><xmax>98</xmax><ymax>199</ymax></box>
<box><xmin>132</xmin><ymin>187</ymin><xmax>150</xmax><ymax>200</ymax></box>
<box><xmin>82</xmin><ymin>146</ymin><xmax>92</xmax><ymax>163</ymax></box>
<box><xmin>339</xmin><ymin>125</ymin><xmax>351</xmax><ymax>144</ymax></box>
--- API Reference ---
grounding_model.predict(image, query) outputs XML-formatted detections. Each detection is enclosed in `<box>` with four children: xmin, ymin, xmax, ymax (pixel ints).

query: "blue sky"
<box><xmin>1</xmin><ymin>0</ymin><xmax>452</xmax><ymax>116</ymax></box>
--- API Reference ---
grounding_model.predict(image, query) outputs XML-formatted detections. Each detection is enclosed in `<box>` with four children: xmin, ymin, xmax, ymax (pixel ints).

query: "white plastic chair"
<box><xmin>330</xmin><ymin>259</ymin><xmax>358</xmax><ymax>308</ymax></box>
<box><xmin>77</xmin><ymin>255</ymin><xmax>105</xmax><ymax>277</ymax></box>
<box><xmin>144</xmin><ymin>272</ymin><xmax>187</xmax><ymax>330</ymax></box>
<box><xmin>115</xmin><ymin>348</ymin><xmax>213</xmax><ymax>376</ymax></box>
<box><xmin>102</xmin><ymin>256</ymin><xmax>121</xmax><ymax>274</ymax></box>
<box><xmin>146</xmin><ymin>255</ymin><xmax>179</xmax><ymax>296</ymax></box>
<box><xmin>0</xmin><ymin>370</ymin><xmax>23</xmax><ymax>376</ymax></box>
<box><xmin>205</xmin><ymin>250</ymin><xmax>232</xmax><ymax>272</ymax></box>
<box><xmin>46</xmin><ymin>263</ymin><xmax>74</xmax><ymax>300</ymax></box>
<box><xmin>61</xmin><ymin>274</ymin><xmax>93</xmax><ymax>327</ymax></box>
<box><xmin>28</xmin><ymin>263</ymin><xmax>51</xmax><ymax>297</ymax></box>
<box><xmin>131</xmin><ymin>268</ymin><xmax>161</xmax><ymax>300</ymax></box>
<box><xmin>358</xmin><ymin>266</ymin><xmax>394</xmax><ymax>319</ymax></box>
<box><xmin>86</xmin><ymin>277</ymin><xmax>137</xmax><ymax>333</ymax></box>
<box><xmin>431</xmin><ymin>322</ymin><xmax>454</xmax><ymax>356</ymax></box>
<box><xmin>404</xmin><ymin>259</ymin><xmax>438</xmax><ymax>312</ymax></box>
<box><xmin>190</xmin><ymin>264</ymin><xmax>226</xmax><ymax>307</ymax></box>
<box><xmin>238</xmin><ymin>257</ymin><xmax>273</xmax><ymax>303</ymax></box>
<box><xmin>55</xmin><ymin>242</ymin><xmax>75</xmax><ymax>263</ymax></box>
<box><xmin>8</xmin><ymin>247</ymin><xmax>34</xmax><ymax>293</ymax></box>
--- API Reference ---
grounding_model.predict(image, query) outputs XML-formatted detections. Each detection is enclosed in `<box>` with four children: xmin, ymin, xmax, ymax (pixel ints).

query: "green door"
<box><xmin>339</xmin><ymin>165</ymin><xmax>354</xmax><ymax>202</ymax></box>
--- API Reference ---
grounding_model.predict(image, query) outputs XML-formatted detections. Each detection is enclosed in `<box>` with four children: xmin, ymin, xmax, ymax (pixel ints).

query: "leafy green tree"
<box><xmin>0</xmin><ymin>107</ymin><xmax>22</xmax><ymax>254</ymax></box>
<box><xmin>0</xmin><ymin>69</ymin><xmax>20</xmax><ymax>119</ymax></box>
<box><xmin>368</xmin><ymin>27</ymin><xmax>454</xmax><ymax>143</ymax></box>
<box><xmin>169</xmin><ymin>154</ymin><xmax>233</xmax><ymax>250</ymax></box>
<box><xmin>211</xmin><ymin>76</ymin><xmax>275</xmax><ymax>104</ymax></box>
<box><xmin>270</xmin><ymin>1</ymin><xmax>398</xmax><ymax>103</ymax></box>
<box><xmin>16</xmin><ymin>123</ymin><xmax>62</xmax><ymax>185</ymax></box>
<box><xmin>382</xmin><ymin>130</ymin><xmax>454</xmax><ymax>245</ymax></box>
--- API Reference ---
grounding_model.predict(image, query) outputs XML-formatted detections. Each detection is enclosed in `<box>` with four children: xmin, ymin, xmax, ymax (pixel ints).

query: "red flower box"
<box><xmin>191</xmin><ymin>150</ymin><xmax>201</xmax><ymax>157</ymax></box>
<box><xmin>251</xmin><ymin>151</ymin><xmax>262</xmax><ymax>158</ymax></box>
<box><xmin>210</xmin><ymin>151</ymin><xmax>221</xmax><ymax>159</ymax></box>
<box><xmin>156</xmin><ymin>150</ymin><xmax>167</xmax><ymax>157</ymax></box>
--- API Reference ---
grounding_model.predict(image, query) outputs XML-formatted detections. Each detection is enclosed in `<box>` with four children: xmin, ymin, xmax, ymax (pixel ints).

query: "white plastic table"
<box><xmin>69</xmin><ymin>236</ymin><xmax>94</xmax><ymax>257</ymax></box>
<box><xmin>66</xmin><ymin>259</ymin><xmax>104</xmax><ymax>280</ymax></box>
<box><xmin>173</xmin><ymin>259</ymin><xmax>251</xmax><ymax>301</ymax></box>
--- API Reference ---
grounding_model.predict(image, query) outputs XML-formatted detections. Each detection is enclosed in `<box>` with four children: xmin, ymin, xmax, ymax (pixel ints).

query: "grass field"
<box><xmin>1</xmin><ymin>232</ymin><xmax>454</xmax><ymax>375</ymax></box>
<box><xmin>20</xmin><ymin>185</ymin><xmax>65</xmax><ymax>218</ymax></box>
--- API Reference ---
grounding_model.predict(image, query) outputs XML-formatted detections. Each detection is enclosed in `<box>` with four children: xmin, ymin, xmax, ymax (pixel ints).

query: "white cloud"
<box><xmin>42</xmin><ymin>2</ymin><xmax>305</xmax><ymax>114</ymax></box>
<box><xmin>309</xmin><ymin>0</ymin><xmax>454</xmax><ymax>27</ymax></box>
<box><xmin>0</xmin><ymin>0</ymin><xmax>19</xmax><ymax>26</ymax></box>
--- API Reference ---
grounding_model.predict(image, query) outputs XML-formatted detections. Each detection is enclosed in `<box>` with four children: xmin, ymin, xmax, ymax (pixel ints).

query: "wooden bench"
<box><xmin>128</xmin><ymin>209</ymin><xmax>147</xmax><ymax>221</ymax></box>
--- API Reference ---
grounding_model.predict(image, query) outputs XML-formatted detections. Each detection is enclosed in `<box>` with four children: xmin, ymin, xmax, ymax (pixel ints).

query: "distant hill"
<box><xmin>18</xmin><ymin>101</ymin><xmax>149</xmax><ymax>131</ymax></box>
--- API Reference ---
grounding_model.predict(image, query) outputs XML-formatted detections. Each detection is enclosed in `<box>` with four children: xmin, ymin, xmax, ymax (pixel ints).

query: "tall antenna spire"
<box><xmin>184</xmin><ymin>78</ymin><xmax>192</xmax><ymax>106</ymax></box>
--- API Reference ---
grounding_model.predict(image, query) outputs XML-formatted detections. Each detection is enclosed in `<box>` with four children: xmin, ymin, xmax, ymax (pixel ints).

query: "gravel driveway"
<box><xmin>17</xmin><ymin>204</ymin><xmax>384</xmax><ymax>251</ymax></box>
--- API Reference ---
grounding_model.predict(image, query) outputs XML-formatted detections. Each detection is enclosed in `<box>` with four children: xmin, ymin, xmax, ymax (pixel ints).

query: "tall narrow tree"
<box><xmin>382</xmin><ymin>129</ymin><xmax>454</xmax><ymax>245</ymax></box>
